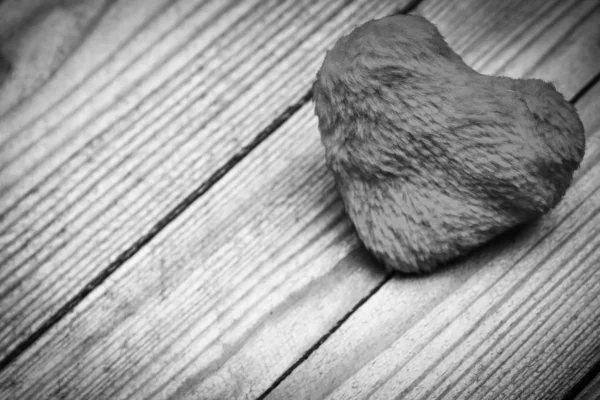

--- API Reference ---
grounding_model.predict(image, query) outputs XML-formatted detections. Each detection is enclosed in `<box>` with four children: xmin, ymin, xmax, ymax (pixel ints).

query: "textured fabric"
<box><xmin>313</xmin><ymin>14</ymin><xmax>585</xmax><ymax>273</ymax></box>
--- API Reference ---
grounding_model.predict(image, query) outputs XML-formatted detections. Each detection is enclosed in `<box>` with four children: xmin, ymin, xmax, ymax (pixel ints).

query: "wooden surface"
<box><xmin>268</xmin><ymin>84</ymin><xmax>600</xmax><ymax>400</ymax></box>
<box><xmin>0</xmin><ymin>0</ymin><xmax>413</xmax><ymax>361</ymax></box>
<box><xmin>575</xmin><ymin>371</ymin><xmax>600</xmax><ymax>400</ymax></box>
<box><xmin>0</xmin><ymin>0</ymin><xmax>599</xmax><ymax>399</ymax></box>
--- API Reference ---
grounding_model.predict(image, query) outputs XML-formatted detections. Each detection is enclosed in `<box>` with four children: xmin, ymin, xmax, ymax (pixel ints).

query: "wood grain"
<box><xmin>0</xmin><ymin>100</ymin><xmax>377</xmax><ymax>400</ymax></box>
<box><xmin>575</xmin><ymin>370</ymin><xmax>600</xmax><ymax>400</ymax></box>
<box><xmin>0</xmin><ymin>0</ymin><xmax>414</xmax><ymax>360</ymax></box>
<box><xmin>422</xmin><ymin>0</ymin><xmax>600</xmax><ymax>98</ymax></box>
<box><xmin>1</xmin><ymin>0</ymin><xmax>599</xmax><ymax>399</ymax></box>
<box><xmin>0</xmin><ymin>0</ymin><xmax>114</xmax><ymax>115</ymax></box>
<box><xmin>267</xmin><ymin>76</ymin><xmax>600</xmax><ymax>400</ymax></box>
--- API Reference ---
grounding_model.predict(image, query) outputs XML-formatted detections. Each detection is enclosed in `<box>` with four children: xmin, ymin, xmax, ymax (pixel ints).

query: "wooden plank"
<box><xmin>1</xmin><ymin>1</ymin><xmax>599</xmax><ymax>399</ymax></box>
<box><xmin>0</xmin><ymin>99</ymin><xmax>378</xmax><ymax>400</ymax></box>
<box><xmin>267</xmin><ymin>80</ymin><xmax>600</xmax><ymax>399</ymax></box>
<box><xmin>0</xmin><ymin>0</ymin><xmax>414</xmax><ymax>359</ymax></box>
<box><xmin>420</xmin><ymin>0</ymin><xmax>600</xmax><ymax>98</ymax></box>
<box><xmin>0</xmin><ymin>0</ymin><xmax>114</xmax><ymax>115</ymax></box>
<box><xmin>574</xmin><ymin>369</ymin><xmax>600</xmax><ymax>400</ymax></box>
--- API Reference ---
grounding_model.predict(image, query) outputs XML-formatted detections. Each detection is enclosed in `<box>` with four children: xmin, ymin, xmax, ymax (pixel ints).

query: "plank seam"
<box><xmin>256</xmin><ymin>69</ymin><xmax>600</xmax><ymax>399</ymax></box>
<box><xmin>521</xmin><ymin>1</ymin><xmax>600</xmax><ymax>79</ymax></box>
<box><xmin>256</xmin><ymin>271</ymin><xmax>395</xmax><ymax>400</ymax></box>
<box><xmin>0</xmin><ymin>0</ymin><xmax>421</xmax><ymax>374</ymax></box>
<box><xmin>0</xmin><ymin>89</ymin><xmax>312</xmax><ymax>372</ymax></box>
<box><xmin>0</xmin><ymin>0</ymin><xmax>314</xmax><ymax>299</ymax></box>
<box><xmin>254</xmin><ymin>2</ymin><xmax>426</xmax><ymax>398</ymax></box>
<box><xmin>435</xmin><ymin>216</ymin><xmax>600</xmax><ymax>400</ymax></box>
<box><xmin>0</xmin><ymin>0</ymin><xmax>241</xmax><ymax>196</ymax></box>
<box><xmin>391</xmin><ymin>70</ymin><xmax>600</xmax><ymax>395</ymax></box>
<box><xmin>571</xmin><ymin>72</ymin><xmax>600</xmax><ymax>105</ymax></box>
<box><xmin>562</xmin><ymin>355</ymin><xmax>600</xmax><ymax>400</ymax></box>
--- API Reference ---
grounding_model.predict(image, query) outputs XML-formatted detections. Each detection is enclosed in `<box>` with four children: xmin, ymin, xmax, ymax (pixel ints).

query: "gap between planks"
<box><xmin>565</xmin><ymin>354</ymin><xmax>600</xmax><ymax>400</ymax></box>
<box><xmin>0</xmin><ymin>0</ymin><xmax>422</xmax><ymax>373</ymax></box>
<box><xmin>258</xmin><ymin>70</ymin><xmax>600</xmax><ymax>400</ymax></box>
<box><xmin>0</xmin><ymin>0</ymin><xmax>596</xmax><ymax>398</ymax></box>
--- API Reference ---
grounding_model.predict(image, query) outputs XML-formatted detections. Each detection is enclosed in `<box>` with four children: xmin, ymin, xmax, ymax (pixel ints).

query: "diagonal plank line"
<box><xmin>0</xmin><ymin>0</ymin><xmax>240</xmax><ymax>197</ymax></box>
<box><xmin>562</xmin><ymin>356</ymin><xmax>600</xmax><ymax>400</ymax></box>
<box><xmin>367</xmin><ymin>190</ymin><xmax>600</xmax><ymax>399</ymax></box>
<box><xmin>141</xmin><ymin>196</ymin><xmax>350</xmax><ymax>399</ymax></box>
<box><xmin>561</xmin><ymin>232</ymin><xmax>600</xmax><ymax>400</ymax></box>
<box><xmin>571</xmin><ymin>71</ymin><xmax>600</xmax><ymax>105</ymax></box>
<box><xmin>0</xmin><ymin>51</ymin><xmax>10</xmax><ymax>84</ymax></box>
<box><xmin>520</xmin><ymin>1</ymin><xmax>600</xmax><ymax>80</ymax></box>
<box><xmin>392</xmin><ymin>0</ymin><xmax>424</xmax><ymax>16</ymax></box>
<box><xmin>0</xmin><ymin>88</ymin><xmax>312</xmax><ymax>372</ymax></box>
<box><xmin>0</xmin><ymin>0</ymin><xmax>423</xmax><ymax>380</ymax></box>
<box><xmin>0</xmin><ymin>0</ymin><xmax>321</xmax><ymax>302</ymax></box>
<box><xmin>9</xmin><ymin>1</ymin><xmax>592</xmax><ymax>395</ymax></box>
<box><xmin>255</xmin><ymin>67</ymin><xmax>600</xmax><ymax>400</ymax></box>
<box><xmin>369</xmin><ymin>72</ymin><xmax>600</xmax><ymax>399</ymax></box>
<box><xmin>1</xmin><ymin>0</ymin><xmax>419</xmax><ymax>372</ymax></box>
<box><xmin>256</xmin><ymin>270</ymin><xmax>395</xmax><ymax>400</ymax></box>
<box><xmin>457</xmin><ymin>0</ymin><xmax>561</xmax><ymax>71</ymax></box>
<box><xmin>502</xmin><ymin>245</ymin><xmax>600</xmax><ymax>399</ymax></box>
<box><xmin>429</xmin><ymin>70</ymin><xmax>600</xmax><ymax>399</ymax></box>
<box><xmin>0</xmin><ymin>0</ymin><xmax>264</xmax><ymax>229</ymax></box>
<box><xmin>425</xmin><ymin>205</ymin><xmax>600</xmax><ymax>400</ymax></box>
<box><xmin>254</xmin><ymin>1</ymin><xmax>427</xmax><ymax>398</ymax></box>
